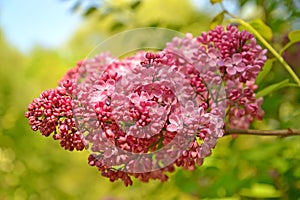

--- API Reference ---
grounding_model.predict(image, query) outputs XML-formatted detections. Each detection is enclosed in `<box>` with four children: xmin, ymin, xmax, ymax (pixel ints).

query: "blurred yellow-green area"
<box><xmin>1</xmin><ymin>0</ymin><xmax>300</xmax><ymax>199</ymax></box>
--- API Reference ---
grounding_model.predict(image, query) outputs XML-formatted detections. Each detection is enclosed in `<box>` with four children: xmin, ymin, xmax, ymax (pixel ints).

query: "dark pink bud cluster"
<box><xmin>199</xmin><ymin>25</ymin><xmax>267</xmax><ymax>82</ymax></box>
<box><xmin>25</xmin><ymin>25</ymin><xmax>267</xmax><ymax>186</ymax></box>
<box><xmin>25</xmin><ymin>80</ymin><xmax>85</xmax><ymax>151</ymax></box>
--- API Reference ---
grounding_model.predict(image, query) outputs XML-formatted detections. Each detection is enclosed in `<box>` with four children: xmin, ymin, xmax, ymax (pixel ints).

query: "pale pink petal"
<box><xmin>168</xmin><ymin>114</ymin><xmax>180</xmax><ymax>125</ymax></box>
<box><xmin>166</xmin><ymin>124</ymin><xmax>178</xmax><ymax>132</ymax></box>
<box><xmin>226</xmin><ymin>66</ymin><xmax>236</xmax><ymax>75</ymax></box>
<box><xmin>129</xmin><ymin>93</ymin><xmax>140</xmax><ymax>104</ymax></box>
<box><xmin>106</xmin><ymin>79</ymin><xmax>115</xmax><ymax>88</ymax></box>
<box><xmin>236</xmin><ymin>63</ymin><xmax>246</xmax><ymax>72</ymax></box>
<box><xmin>233</xmin><ymin>53</ymin><xmax>242</xmax><ymax>64</ymax></box>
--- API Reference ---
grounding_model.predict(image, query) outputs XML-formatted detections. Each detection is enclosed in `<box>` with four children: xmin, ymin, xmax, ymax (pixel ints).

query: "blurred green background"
<box><xmin>0</xmin><ymin>0</ymin><xmax>300</xmax><ymax>199</ymax></box>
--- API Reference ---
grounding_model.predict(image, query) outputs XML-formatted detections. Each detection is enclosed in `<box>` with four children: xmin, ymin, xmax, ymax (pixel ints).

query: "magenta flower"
<box><xmin>25</xmin><ymin>25</ymin><xmax>267</xmax><ymax>186</ymax></box>
<box><xmin>224</xmin><ymin>53</ymin><xmax>245</xmax><ymax>75</ymax></box>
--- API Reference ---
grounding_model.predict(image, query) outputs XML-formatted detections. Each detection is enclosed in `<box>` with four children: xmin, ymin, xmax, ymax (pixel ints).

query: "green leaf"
<box><xmin>210</xmin><ymin>11</ymin><xmax>225</xmax><ymax>29</ymax></box>
<box><xmin>84</xmin><ymin>7</ymin><xmax>97</xmax><ymax>17</ymax></box>
<box><xmin>280</xmin><ymin>30</ymin><xmax>300</xmax><ymax>55</ymax></box>
<box><xmin>149</xmin><ymin>22</ymin><xmax>160</xmax><ymax>27</ymax></box>
<box><xmin>110</xmin><ymin>21</ymin><xmax>124</xmax><ymax>31</ymax></box>
<box><xmin>240</xmin><ymin>0</ymin><xmax>248</xmax><ymax>7</ymax></box>
<box><xmin>130</xmin><ymin>0</ymin><xmax>141</xmax><ymax>10</ymax></box>
<box><xmin>256</xmin><ymin>79</ymin><xmax>290</xmax><ymax>98</ymax></box>
<box><xmin>288</xmin><ymin>30</ymin><xmax>300</xmax><ymax>42</ymax></box>
<box><xmin>255</xmin><ymin>59</ymin><xmax>274</xmax><ymax>84</ymax></box>
<box><xmin>249</xmin><ymin>19</ymin><xmax>273</xmax><ymax>42</ymax></box>
<box><xmin>240</xmin><ymin>183</ymin><xmax>282</xmax><ymax>198</ymax></box>
<box><xmin>294</xmin><ymin>11</ymin><xmax>300</xmax><ymax>17</ymax></box>
<box><xmin>210</xmin><ymin>0</ymin><xmax>223</xmax><ymax>4</ymax></box>
<box><xmin>99</xmin><ymin>8</ymin><xmax>113</xmax><ymax>20</ymax></box>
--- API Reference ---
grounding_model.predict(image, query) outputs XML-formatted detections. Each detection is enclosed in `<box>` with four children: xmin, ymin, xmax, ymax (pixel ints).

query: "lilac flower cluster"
<box><xmin>25</xmin><ymin>80</ymin><xmax>85</xmax><ymax>151</ymax></box>
<box><xmin>165</xmin><ymin>25</ymin><xmax>266</xmax><ymax>129</ymax></box>
<box><xmin>25</xmin><ymin>25</ymin><xmax>267</xmax><ymax>186</ymax></box>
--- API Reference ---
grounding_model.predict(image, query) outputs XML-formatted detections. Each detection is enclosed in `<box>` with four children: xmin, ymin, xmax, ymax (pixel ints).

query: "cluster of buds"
<box><xmin>25</xmin><ymin>25</ymin><xmax>267</xmax><ymax>186</ymax></box>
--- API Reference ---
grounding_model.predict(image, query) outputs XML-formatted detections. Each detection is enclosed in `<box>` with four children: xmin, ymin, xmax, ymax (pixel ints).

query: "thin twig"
<box><xmin>225</xmin><ymin>128</ymin><xmax>300</xmax><ymax>137</ymax></box>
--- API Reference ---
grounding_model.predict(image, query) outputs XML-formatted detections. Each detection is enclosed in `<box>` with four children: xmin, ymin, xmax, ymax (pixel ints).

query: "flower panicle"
<box><xmin>25</xmin><ymin>25</ymin><xmax>267</xmax><ymax>186</ymax></box>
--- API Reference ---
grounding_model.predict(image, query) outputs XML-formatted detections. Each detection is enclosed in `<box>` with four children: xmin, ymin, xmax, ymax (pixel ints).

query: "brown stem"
<box><xmin>225</xmin><ymin>128</ymin><xmax>300</xmax><ymax>137</ymax></box>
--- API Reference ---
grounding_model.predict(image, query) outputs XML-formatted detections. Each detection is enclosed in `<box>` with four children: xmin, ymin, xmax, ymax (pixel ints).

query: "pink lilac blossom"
<box><xmin>166</xmin><ymin>25</ymin><xmax>266</xmax><ymax>129</ymax></box>
<box><xmin>25</xmin><ymin>25</ymin><xmax>267</xmax><ymax>186</ymax></box>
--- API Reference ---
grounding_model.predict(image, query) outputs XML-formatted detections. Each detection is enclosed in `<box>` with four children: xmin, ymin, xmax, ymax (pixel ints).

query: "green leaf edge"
<box><xmin>256</xmin><ymin>79</ymin><xmax>290</xmax><ymax>98</ymax></box>
<box><xmin>249</xmin><ymin>19</ymin><xmax>273</xmax><ymax>42</ymax></box>
<box><xmin>210</xmin><ymin>11</ymin><xmax>225</xmax><ymax>29</ymax></box>
<box><xmin>210</xmin><ymin>0</ymin><xmax>223</xmax><ymax>5</ymax></box>
<box><xmin>280</xmin><ymin>30</ymin><xmax>300</xmax><ymax>55</ymax></box>
<box><xmin>256</xmin><ymin>59</ymin><xmax>274</xmax><ymax>85</ymax></box>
